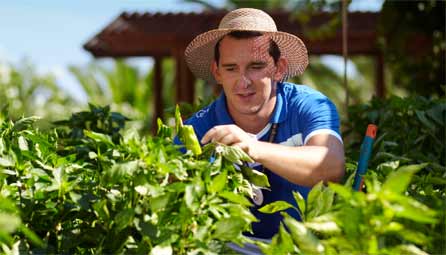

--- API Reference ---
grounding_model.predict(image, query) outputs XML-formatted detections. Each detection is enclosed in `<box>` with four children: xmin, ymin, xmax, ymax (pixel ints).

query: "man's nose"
<box><xmin>236</xmin><ymin>74</ymin><xmax>251</xmax><ymax>89</ymax></box>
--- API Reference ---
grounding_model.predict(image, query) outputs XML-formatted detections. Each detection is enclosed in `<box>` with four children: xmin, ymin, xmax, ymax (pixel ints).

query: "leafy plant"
<box><xmin>257</xmin><ymin>164</ymin><xmax>438</xmax><ymax>255</ymax></box>
<box><xmin>0</xmin><ymin>105</ymin><xmax>268</xmax><ymax>254</ymax></box>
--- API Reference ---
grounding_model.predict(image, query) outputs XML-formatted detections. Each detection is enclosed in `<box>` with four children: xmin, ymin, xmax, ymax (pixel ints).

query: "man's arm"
<box><xmin>201</xmin><ymin>125</ymin><xmax>345</xmax><ymax>187</ymax></box>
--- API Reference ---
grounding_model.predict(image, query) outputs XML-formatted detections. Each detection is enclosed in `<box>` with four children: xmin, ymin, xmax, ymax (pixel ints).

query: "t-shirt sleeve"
<box><xmin>296</xmin><ymin>93</ymin><xmax>342</xmax><ymax>145</ymax></box>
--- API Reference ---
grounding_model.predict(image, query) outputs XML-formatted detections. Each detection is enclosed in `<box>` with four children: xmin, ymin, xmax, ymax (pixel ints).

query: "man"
<box><xmin>182</xmin><ymin>8</ymin><xmax>345</xmax><ymax>240</ymax></box>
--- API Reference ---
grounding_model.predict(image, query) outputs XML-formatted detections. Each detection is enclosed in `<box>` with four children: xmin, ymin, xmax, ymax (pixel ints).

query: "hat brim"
<box><xmin>184</xmin><ymin>29</ymin><xmax>309</xmax><ymax>85</ymax></box>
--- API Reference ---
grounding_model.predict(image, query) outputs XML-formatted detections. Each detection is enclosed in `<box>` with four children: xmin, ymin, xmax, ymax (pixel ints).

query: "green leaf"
<box><xmin>258</xmin><ymin>201</ymin><xmax>295</xmax><ymax>214</ymax></box>
<box><xmin>18</xmin><ymin>136</ymin><xmax>29</xmax><ymax>151</ymax></box>
<box><xmin>84</xmin><ymin>130</ymin><xmax>114</xmax><ymax>146</ymax></box>
<box><xmin>304</xmin><ymin>214</ymin><xmax>340</xmax><ymax>234</ymax></box>
<box><xmin>293</xmin><ymin>191</ymin><xmax>306</xmax><ymax>219</ymax></box>
<box><xmin>241</xmin><ymin>166</ymin><xmax>270</xmax><ymax>188</ymax></box>
<box><xmin>219</xmin><ymin>191</ymin><xmax>252</xmax><ymax>207</ymax></box>
<box><xmin>259</xmin><ymin>223</ymin><xmax>297</xmax><ymax>255</ymax></box>
<box><xmin>384</xmin><ymin>193</ymin><xmax>437</xmax><ymax>224</ymax></box>
<box><xmin>382</xmin><ymin>163</ymin><xmax>428</xmax><ymax>194</ymax></box>
<box><xmin>219</xmin><ymin>144</ymin><xmax>254</xmax><ymax>165</ymax></box>
<box><xmin>18</xmin><ymin>224</ymin><xmax>45</xmax><ymax>247</ymax></box>
<box><xmin>282</xmin><ymin>213</ymin><xmax>325</xmax><ymax>254</ymax></box>
<box><xmin>180</xmin><ymin>125</ymin><xmax>202</xmax><ymax>156</ymax></box>
<box><xmin>151</xmin><ymin>193</ymin><xmax>171</xmax><ymax>212</ymax></box>
<box><xmin>184</xmin><ymin>184</ymin><xmax>196</xmax><ymax>210</ymax></box>
<box><xmin>0</xmin><ymin>156</ymin><xmax>14</xmax><ymax>167</ymax></box>
<box><xmin>150</xmin><ymin>243</ymin><xmax>173</xmax><ymax>255</ymax></box>
<box><xmin>397</xmin><ymin>228</ymin><xmax>429</xmax><ymax>245</ymax></box>
<box><xmin>12</xmin><ymin>116</ymin><xmax>40</xmax><ymax>132</ymax></box>
<box><xmin>321</xmin><ymin>185</ymin><xmax>335</xmax><ymax>213</ymax></box>
<box><xmin>383</xmin><ymin>244</ymin><xmax>429</xmax><ymax>255</ymax></box>
<box><xmin>0</xmin><ymin>213</ymin><xmax>21</xmax><ymax>233</ymax></box>
<box><xmin>175</xmin><ymin>104</ymin><xmax>183</xmax><ymax>132</ymax></box>
<box><xmin>306</xmin><ymin>181</ymin><xmax>334</xmax><ymax>219</ymax></box>
<box><xmin>103</xmin><ymin>160</ymin><xmax>139</xmax><ymax>184</ymax></box>
<box><xmin>415</xmin><ymin>110</ymin><xmax>436</xmax><ymax>131</ymax></box>
<box><xmin>213</xmin><ymin>216</ymin><xmax>247</xmax><ymax>240</ymax></box>
<box><xmin>225</xmin><ymin>204</ymin><xmax>258</xmax><ymax>223</ymax></box>
<box><xmin>208</xmin><ymin>170</ymin><xmax>227</xmax><ymax>193</ymax></box>
<box><xmin>156</xmin><ymin>118</ymin><xmax>172</xmax><ymax>139</ymax></box>
<box><xmin>114</xmin><ymin>208</ymin><xmax>135</xmax><ymax>232</ymax></box>
<box><xmin>328</xmin><ymin>183</ymin><xmax>352</xmax><ymax>200</ymax></box>
<box><xmin>93</xmin><ymin>200</ymin><xmax>110</xmax><ymax>221</ymax></box>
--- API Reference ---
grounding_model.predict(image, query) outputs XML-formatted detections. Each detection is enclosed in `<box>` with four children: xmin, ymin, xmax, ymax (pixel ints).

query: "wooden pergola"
<box><xmin>84</xmin><ymin>10</ymin><xmax>384</xmax><ymax>127</ymax></box>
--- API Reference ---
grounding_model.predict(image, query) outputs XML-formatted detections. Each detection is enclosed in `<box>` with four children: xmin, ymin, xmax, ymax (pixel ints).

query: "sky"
<box><xmin>0</xmin><ymin>0</ymin><xmax>384</xmax><ymax>102</ymax></box>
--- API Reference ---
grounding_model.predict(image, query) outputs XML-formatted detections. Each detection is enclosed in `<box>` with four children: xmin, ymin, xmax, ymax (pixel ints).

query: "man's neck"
<box><xmin>229</xmin><ymin>93</ymin><xmax>277</xmax><ymax>134</ymax></box>
<box><xmin>232</xmin><ymin>112</ymin><xmax>271</xmax><ymax>134</ymax></box>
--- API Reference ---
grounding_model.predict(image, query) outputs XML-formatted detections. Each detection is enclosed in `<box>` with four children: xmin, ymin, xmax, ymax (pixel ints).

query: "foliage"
<box><xmin>257</xmin><ymin>164</ymin><xmax>439</xmax><ymax>255</ymax></box>
<box><xmin>256</xmin><ymin>96</ymin><xmax>445</xmax><ymax>254</ymax></box>
<box><xmin>294</xmin><ymin>56</ymin><xmax>375</xmax><ymax>115</ymax></box>
<box><xmin>378</xmin><ymin>0</ymin><xmax>445</xmax><ymax>96</ymax></box>
<box><xmin>69</xmin><ymin>59</ymin><xmax>161</xmax><ymax>133</ymax></box>
<box><xmin>1</xmin><ymin>95</ymin><xmax>445</xmax><ymax>254</ymax></box>
<box><xmin>0</xmin><ymin>106</ymin><xmax>268</xmax><ymax>254</ymax></box>
<box><xmin>345</xmin><ymin>96</ymin><xmax>445</xmax><ymax>169</ymax></box>
<box><xmin>0</xmin><ymin>60</ymin><xmax>77</xmax><ymax>124</ymax></box>
<box><xmin>344</xmin><ymin>95</ymin><xmax>446</xmax><ymax>254</ymax></box>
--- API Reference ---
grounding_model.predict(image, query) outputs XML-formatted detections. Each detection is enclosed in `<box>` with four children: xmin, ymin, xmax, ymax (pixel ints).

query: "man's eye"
<box><xmin>225</xmin><ymin>67</ymin><xmax>235</xmax><ymax>72</ymax></box>
<box><xmin>251</xmin><ymin>65</ymin><xmax>264</xmax><ymax>70</ymax></box>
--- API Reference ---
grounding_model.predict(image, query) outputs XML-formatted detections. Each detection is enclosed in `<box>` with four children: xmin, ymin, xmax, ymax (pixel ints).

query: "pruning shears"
<box><xmin>353</xmin><ymin>124</ymin><xmax>378</xmax><ymax>191</ymax></box>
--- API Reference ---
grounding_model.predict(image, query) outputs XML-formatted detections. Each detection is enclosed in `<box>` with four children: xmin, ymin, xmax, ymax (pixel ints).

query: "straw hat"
<box><xmin>184</xmin><ymin>8</ymin><xmax>308</xmax><ymax>84</ymax></box>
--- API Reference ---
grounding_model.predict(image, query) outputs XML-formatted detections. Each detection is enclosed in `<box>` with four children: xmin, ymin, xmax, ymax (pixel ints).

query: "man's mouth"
<box><xmin>237</xmin><ymin>92</ymin><xmax>256</xmax><ymax>99</ymax></box>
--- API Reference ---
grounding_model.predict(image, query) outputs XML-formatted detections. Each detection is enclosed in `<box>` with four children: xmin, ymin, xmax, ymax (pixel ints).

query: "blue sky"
<box><xmin>0</xmin><ymin>0</ymin><xmax>383</xmax><ymax>102</ymax></box>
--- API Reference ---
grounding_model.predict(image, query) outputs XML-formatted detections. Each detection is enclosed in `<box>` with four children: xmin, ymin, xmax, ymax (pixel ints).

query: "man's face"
<box><xmin>212</xmin><ymin>35</ymin><xmax>286</xmax><ymax>119</ymax></box>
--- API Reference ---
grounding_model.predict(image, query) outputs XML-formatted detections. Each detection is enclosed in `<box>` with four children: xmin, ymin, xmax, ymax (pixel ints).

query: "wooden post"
<box><xmin>175</xmin><ymin>49</ymin><xmax>183</xmax><ymax>104</ymax></box>
<box><xmin>152</xmin><ymin>56</ymin><xmax>164</xmax><ymax>134</ymax></box>
<box><xmin>376</xmin><ymin>53</ymin><xmax>385</xmax><ymax>98</ymax></box>
<box><xmin>342</xmin><ymin>0</ymin><xmax>349</xmax><ymax>114</ymax></box>
<box><xmin>182</xmin><ymin>57</ymin><xmax>195</xmax><ymax>103</ymax></box>
<box><xmin>174</xmin><ymin>47</ymin><xmax>195</xmax><ymax>104</ymax></box>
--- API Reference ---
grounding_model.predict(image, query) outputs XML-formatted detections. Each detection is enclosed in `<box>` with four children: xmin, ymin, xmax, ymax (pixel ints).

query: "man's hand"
<box><xmin>201</xmin><ymin>124</ymin><xmax>256</xmax><ymax>154</ymax></box>
<box><xmin>201</xmin><ymin>125</ymin><xmax>345</xmax><ymax>187</ymax></box>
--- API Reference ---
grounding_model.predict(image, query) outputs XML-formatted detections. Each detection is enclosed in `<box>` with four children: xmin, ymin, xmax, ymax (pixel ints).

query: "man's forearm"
<box><xmin>247</xmin><ymin>140</ymin><xmax>345</xmax><ymax>187</ymax></box>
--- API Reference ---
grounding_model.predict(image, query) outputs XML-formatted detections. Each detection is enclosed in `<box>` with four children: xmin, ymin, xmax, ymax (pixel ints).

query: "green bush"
<box><xmin>0</xmin><ymin>105</ymin><xmax>267</xmax><ymax>254</ymax></box>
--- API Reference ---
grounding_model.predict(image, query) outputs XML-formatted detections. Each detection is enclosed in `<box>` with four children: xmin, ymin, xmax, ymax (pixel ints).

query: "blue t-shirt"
<box><xmin>179</xmin><ymin>82</ymin><xmax>341</xmax><ymax>238</ymax></box>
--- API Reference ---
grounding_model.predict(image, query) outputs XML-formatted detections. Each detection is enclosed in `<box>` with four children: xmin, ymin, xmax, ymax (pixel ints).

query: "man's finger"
<box><xmin>201</xmin><ymin>126</ymin><xmax>218</xmax><ymax>144</ymax></box>
<box><xmin>219</xmin><ymin>133</ymin><xmax>237</xmax><ymax>145</ymax></box>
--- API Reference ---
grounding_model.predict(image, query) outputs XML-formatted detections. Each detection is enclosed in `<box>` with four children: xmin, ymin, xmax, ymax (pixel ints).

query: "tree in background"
<box><xmin>69</xmin><ymin>60</ymin><xmax>154</xmax><ymax>133</ymax></box>
<box><xmin>378</xmin><ymin>0</ymin><xmax>445</xmax><ymax>97</ymax></box>
<box><xmin>0</xmin><ymin>60</ymin><xmax>77</xmax><ymax>126</ymax></box>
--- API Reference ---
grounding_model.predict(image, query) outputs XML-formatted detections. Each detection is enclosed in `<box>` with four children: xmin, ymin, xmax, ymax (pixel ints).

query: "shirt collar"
<box><xmin>270</xmin><ymin>82</ymin><xmax>288</xmax><ymax>124</ymax></box>
<box><xmin>214</xmin><ymin>81</ymin><xmax>288</xmax><ymax>125</ymax></box>
<box><xmin>215</xmin><ymin>93</ymin><xmax>234</xmax><ymax>124</ymax></box>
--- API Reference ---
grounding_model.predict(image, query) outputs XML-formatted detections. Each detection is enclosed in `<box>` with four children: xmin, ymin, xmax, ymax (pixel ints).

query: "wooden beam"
<box><xmin>182</xmin><ymin>57</ymin><xmax>195</xmax><ymax>103</ymax></box>
<box><xmin>174</xmin><ymin>48</ymin><xmax>182</xmax><ymax>104</ymax></box>
<box><xmin>174</xmin><ymin>47</ymin><xmax>196</xmax><ymax>104</ymax></box>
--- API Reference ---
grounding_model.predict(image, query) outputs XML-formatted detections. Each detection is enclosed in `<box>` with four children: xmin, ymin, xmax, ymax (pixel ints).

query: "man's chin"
<box><xmin>236</xmin><ymin>106</ymin><xmax>261</xmax><ymax>115</ymax></box>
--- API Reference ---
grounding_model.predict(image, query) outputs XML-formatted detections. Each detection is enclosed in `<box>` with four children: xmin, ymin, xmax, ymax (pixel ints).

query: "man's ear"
<box><xmin>211</xmin><ymin>61</ymin><xmax>221</xmax><ymax>85</ymax></box>
<box><xmin>273</xmin><ymin>57</ymin><xmax>288</xmax><ymax>81</ymax></box>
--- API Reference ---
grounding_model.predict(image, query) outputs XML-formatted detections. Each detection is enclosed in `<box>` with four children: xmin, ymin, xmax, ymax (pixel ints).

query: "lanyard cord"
<box><xmin>260</xmin><ymin>123</ymin><xmax>278</xmax><ymax>172</ymax></box>
<box><xmin>267</xmin><ymin>123</ymin><xmax>278</xmax><ymax>143</ymax></box>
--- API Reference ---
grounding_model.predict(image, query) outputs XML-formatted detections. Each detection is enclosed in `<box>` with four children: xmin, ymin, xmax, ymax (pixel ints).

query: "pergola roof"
<box><xmin>84</xmin><ymin>11</ymin><xmax>381</xmax><ymax>58</ymax></box>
